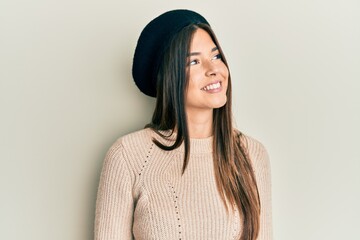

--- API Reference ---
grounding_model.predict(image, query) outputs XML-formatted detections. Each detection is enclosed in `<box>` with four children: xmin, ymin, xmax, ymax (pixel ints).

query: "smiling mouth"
<box><xmin>201</xmin><ymin>81</ymin><xmax>221</xmax><ymax>91</ymax></box>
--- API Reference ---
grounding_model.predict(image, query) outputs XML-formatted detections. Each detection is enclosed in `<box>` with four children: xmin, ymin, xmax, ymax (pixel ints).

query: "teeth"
<box><xmin>203</xmin><ymin>82</ymin><xmax>221</xmax><ymax>91</ymax></box>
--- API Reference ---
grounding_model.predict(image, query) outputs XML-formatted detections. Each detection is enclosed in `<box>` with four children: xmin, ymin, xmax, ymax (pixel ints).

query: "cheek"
<box><xmin>221</xmin><ymin>66</ymin><xmax>229</xmax><ymax>85</ymax></box>
<box><xmin>189</xmin><ymin>68</ymin><xmax>202</xmax><ymax>82</ymax></box>
<box><xmin>187</xmin><ymin>76</ymin><xmax>197</xmax><ymax>91</ymax></box>
<box><xmin>222</xmin><ymin>65</ymin><xmax>229</xmax><ymax>78</ymax></box>
<box><xmin>187</xmin><ymin>71</ymin><xmax>203</xmax><ymax>95</ymax></box>
<box><xmin>185</xmin><ymin>79</ymin><xmax>198</xmax><ymax>101</ymax></box>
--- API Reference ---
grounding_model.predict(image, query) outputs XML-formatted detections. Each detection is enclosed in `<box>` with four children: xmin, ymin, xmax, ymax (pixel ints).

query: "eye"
<box><xmin>189</xmin><ymin>59</ymin><xmax>200</xmax><ymax>66</ymax></box>
<box><xmin>212</xmin><ymin>53</ymin><xmax>222</xmax><ymax>60</ymax></box>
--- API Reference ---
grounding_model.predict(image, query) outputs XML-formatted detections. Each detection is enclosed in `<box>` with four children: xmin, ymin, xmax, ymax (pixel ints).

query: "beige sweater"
<box><xmin>94</xmin><ymin>128</ymin><xmax>273</xmax><ymax>239</ymax></box>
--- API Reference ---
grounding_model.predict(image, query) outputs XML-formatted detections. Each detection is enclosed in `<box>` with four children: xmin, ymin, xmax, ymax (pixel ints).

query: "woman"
<box><xmin>95</xmin><ymin>9</ymin><xmax>272</xmax><ymax>240</ymax></box>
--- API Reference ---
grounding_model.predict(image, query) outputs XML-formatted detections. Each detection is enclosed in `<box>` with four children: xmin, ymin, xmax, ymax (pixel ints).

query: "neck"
<box><xmin>186</xmin><ymin>108</ymin><xmax>213</xmax><ymax>138</ymax></box>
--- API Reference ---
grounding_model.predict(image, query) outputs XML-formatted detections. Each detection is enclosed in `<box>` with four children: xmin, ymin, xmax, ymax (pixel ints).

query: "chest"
<box><xmin>132</xmin><ymin>153</ymin><xmax>240</xmax><ymax>239</ymax></box>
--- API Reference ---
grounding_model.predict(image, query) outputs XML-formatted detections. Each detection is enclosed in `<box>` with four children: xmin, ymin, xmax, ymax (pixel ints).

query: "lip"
<box><xmin>201</xmin><ymin>80</ymin><xmax>222</xmax><ymax>92</ymax></box>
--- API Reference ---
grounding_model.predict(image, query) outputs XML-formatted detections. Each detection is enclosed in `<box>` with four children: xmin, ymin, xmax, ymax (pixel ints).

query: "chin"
<box><xmin>212</xmin><ymin>97</ymin><xmax>227</xmax><ymax>109</ymax></box>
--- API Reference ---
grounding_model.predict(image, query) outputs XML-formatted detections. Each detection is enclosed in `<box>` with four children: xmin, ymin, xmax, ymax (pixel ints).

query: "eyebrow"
<box><xmin>187</xmin><ymin>46</ymin><xmax>218</xmax><ymax>57</ymax></box>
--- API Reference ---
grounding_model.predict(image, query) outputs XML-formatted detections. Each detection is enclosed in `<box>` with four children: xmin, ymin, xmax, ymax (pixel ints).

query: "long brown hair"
<box><xmin>146</xmin><ymin>23</ymin><xmax>261</xmax><ymax>240</ymax></box>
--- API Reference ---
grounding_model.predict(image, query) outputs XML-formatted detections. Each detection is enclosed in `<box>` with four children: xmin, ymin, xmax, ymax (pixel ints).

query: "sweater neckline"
<box><xmin>147</xmin><ymin>128</ymin><xmax>213</xmax><ymax>154</ymax></box>
<box><xmin>186</xmin><ymin>135</ymin><xmax>213</xmax><ymax>154</ymax></box>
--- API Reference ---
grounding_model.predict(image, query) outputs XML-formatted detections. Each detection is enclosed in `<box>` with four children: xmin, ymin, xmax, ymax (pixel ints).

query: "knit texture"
<box><xmin>94</xmin><ymin>128</ymin><xmax>273</xmax><ymax>240</ymax></box>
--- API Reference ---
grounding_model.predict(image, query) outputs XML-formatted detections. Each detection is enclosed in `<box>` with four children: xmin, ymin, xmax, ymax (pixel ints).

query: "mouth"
<box><xmin>201</xmin><ymin>81</ymin><xmax>222</xmax><ymax>91</ymax></box>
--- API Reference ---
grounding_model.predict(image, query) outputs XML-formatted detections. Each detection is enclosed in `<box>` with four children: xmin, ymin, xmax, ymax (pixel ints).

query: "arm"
<box><xmin>242</xmin><ymin>134</ymin><xmax>273</xmax><ymax>240</ymax></box>
<box><xmin>94</xmin><ymin>140</ymin><xmax>135</xmax><ymax>240</ymax></box>
<box><xmin>255</xmin><ymin>144</ymin><xmax>273</xmax><ymax>240</ymax></box>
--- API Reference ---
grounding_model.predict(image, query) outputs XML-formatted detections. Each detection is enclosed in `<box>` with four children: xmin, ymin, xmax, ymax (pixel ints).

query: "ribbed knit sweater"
<box><xmin>94</xmin><ymin>128</ymin><xmax>272</xmax><ymax>239</ymax></box>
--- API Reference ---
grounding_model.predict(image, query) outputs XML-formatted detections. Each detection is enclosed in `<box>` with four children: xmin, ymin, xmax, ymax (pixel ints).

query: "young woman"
<box><xmin>95</xmin><ymin>9</ymin><xmax>272</xmax><ymax>240</ymax></box>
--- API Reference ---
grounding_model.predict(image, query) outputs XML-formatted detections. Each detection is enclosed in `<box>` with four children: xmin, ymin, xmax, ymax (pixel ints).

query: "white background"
<box><xmin>1</xmin><ymin>0</ymin><xmax>359</xmax><ymax>239</ymax></box>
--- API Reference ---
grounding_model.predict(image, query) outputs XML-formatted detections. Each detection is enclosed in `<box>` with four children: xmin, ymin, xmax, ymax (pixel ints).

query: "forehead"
<box><xmin>190</xmin><ymin>28</ymin><xmax>216</xmax><ymax>51</ymax></box>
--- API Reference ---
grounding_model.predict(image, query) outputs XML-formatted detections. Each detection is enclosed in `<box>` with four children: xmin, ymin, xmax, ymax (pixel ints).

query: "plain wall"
<box><xmin>1</xmin><ymin>0</ymin><xmax>359</xmax><ymax>239</ymax></box>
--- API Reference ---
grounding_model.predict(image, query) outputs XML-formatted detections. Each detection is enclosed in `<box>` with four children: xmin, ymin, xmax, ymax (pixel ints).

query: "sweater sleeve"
<box><xmin>244</xmin><ymin>135</ymin><xmax>273</xmax><ymax>240</ymax></box>
<box><xmin>94</xmin><ymin>140</ymin><xmax>135</xmax><ymax>240</ymax></box>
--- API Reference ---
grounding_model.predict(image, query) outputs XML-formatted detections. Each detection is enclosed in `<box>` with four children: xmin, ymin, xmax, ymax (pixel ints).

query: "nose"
<box><xmin>204</xmin><ymin>60</ymin><xmax>218</xmax><ymax>77</ymax></box>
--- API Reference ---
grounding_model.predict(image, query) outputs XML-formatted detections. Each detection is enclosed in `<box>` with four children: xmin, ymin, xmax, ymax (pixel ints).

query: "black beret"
<box><xmin>132</xmin><ymin>9</ymin><xmax>210</xmax><ymax>97</ymax></box>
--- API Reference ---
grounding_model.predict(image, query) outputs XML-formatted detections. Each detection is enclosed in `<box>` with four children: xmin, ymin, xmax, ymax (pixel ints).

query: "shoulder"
<box><xmin>235</xmin><ymin>130</ymin><xmax>271</xmax><ymax>170</ymax></box>
<box><xmin>108</xmin><ymin>128</ymin><xmax>153</xmax><ymax>152</ymax></box>
<box><xmin>240</xmin><ymin>133</ymin><xmax>267</xmax><ymax>156</ymax></box>
<box><xmin>235</xmin><ymin>131</ymin><xmax>273</xmax><ymax>237</ymax></box>
<box><xmin>103</xmin><ymin>128</ymin><xmax>154</xmax><ymax>165</ymax></box>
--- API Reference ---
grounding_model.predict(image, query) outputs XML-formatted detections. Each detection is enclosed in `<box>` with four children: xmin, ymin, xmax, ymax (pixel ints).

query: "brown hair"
<box><xmin>146</xmin><ymin>23</ymin><xmax>261</xmax><ymax>240</ymax></box>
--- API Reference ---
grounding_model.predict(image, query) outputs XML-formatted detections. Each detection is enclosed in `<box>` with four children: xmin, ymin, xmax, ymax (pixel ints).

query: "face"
<box><xmin>185</xmin><ymin>28</ymin><xmax>229</xmax><ymax>115</ymax></box>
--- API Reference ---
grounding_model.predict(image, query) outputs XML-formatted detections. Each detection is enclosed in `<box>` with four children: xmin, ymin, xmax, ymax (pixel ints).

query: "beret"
<box><xmin>132</xmin><ymin>9</ymin><xmax>210</xmax><ymax>97</ymax></box>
